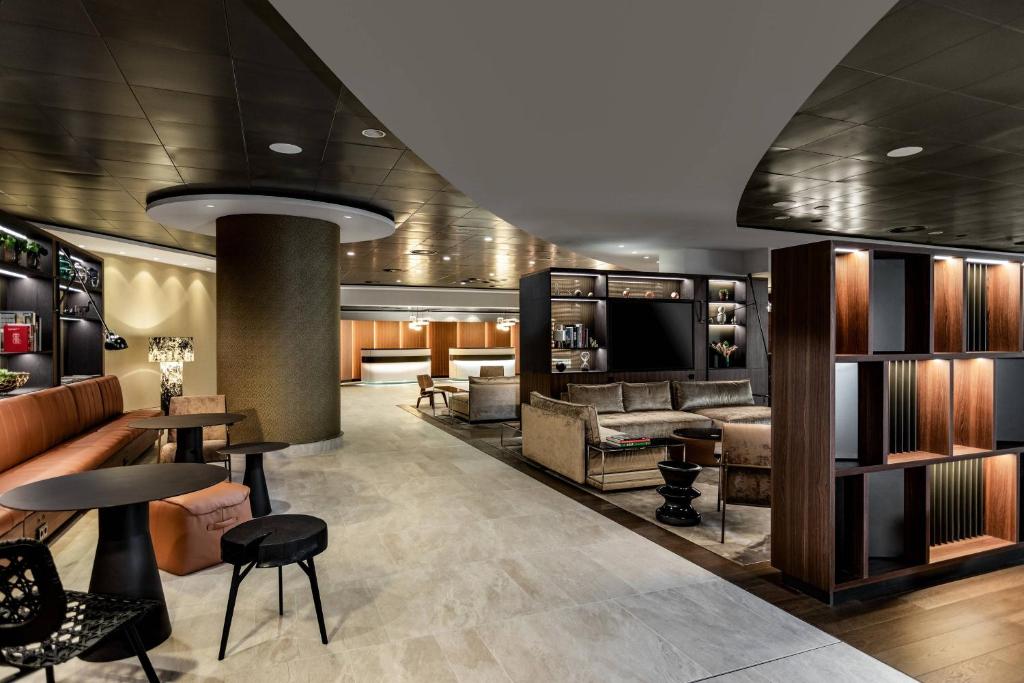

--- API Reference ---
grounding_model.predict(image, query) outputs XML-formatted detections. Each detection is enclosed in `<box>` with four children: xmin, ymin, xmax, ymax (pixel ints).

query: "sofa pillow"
<box><xmin>621</xmin><ymin>381</ymin><xmax>672</xmax><ymax>412</ymax></box>
<box><xmin>672</xmin><ymin>379</ymin><xmax>754</xmax><ymax>411</ymax></box>
<box><xmin>530</xmin><ymin>391</ymin><xmax>602</xmax><ymax>445</ymax></box>
<box><xmin>567</xmin><ymin>383</ymin><xmax>624</xmax><ymax>414</ymax></box>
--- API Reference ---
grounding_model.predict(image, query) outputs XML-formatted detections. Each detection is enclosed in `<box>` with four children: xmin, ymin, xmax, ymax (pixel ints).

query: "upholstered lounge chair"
<box><xmin>720</xmin><ymin>423</ymin><xmax>771</xmax><ymax>543</ymax></box>
<box><xmin>158</xmin><ymin>395</ymin><xmax>231</xmax><ymax>476</ymax></box>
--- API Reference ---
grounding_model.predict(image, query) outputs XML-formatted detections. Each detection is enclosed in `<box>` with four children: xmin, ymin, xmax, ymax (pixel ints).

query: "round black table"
<box><xmin>131</xmin><ymin>413</ymin><xmax>246</xmax><ymax>464</ymax></box>
<box><xmin>0</xmin><ymin>464</ymin><xmax>227</xmax><ymax>661</ymax></box>
<box><xmin>217</xmin><ymin>442</ymin><xmax>289</xmax><ymax>517</ymax></box>
<box><xmin>672</xmin><ymin>426</ymin><xmax>722</xmax><ymax>441</ymax></box>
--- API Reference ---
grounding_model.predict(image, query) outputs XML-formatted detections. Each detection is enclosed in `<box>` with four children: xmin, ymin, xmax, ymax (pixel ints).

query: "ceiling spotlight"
<box><xmin>928</xmin><ymin>230</ymin><xmax>944</xmax><ymax>236</ymax></box>
<box><xmin>78</xmin><ymin>244</ymin><xmax>85</xmax><ymax>248</ymax></box>
<box><xmin>774</xmin><ymin>215</ymin><xmax>790</xmax><ymax>220</ymax></box>
<box><xmin>631</xmin><ymin>251</ymin><xmax>638</xmax><ymax>254</ymax></box>
<box><xmin>269</xmin><ymin>142</ymin><xmax>302</xmax><ymax>154</ymax></box>
<box><xmin>489</xmin><ymin>272</ymin><xmax>495</xmax><ymax>276</ymax></box>
<box><xmin>362</xmin><ymin>128</ymin><xmax>387</xmax><ymax>139</ymax></box>
<box><xmin>343</xmin><ymin>215</ymin><xmax>352</xmax><ymax>219</ymax></box>
<box><xmin>206</xmin><ymin>267</ymin><xmax>212</xmax><ymax>271</ymax></box>
<box><xmin>617</xmin><ymin>244</ymin><xmax>625</xmax><ymax>248</ymax></box>
<box><xmin>484</xmin><ymin>236</ymin><xmax>493</xmax><ymax>241</ymax></box>
<box><xmin>153</xmin><ymin>257</ymin><xmax>160</xmax><ymax>261</ymax></box>
<box><xmin>442</xmin><ymin>255</ymin><xmax>451</xmax><ymax>261</ymax></box>
<box><xmin>529</xmin><ymin>260</ymin><xmax>535</xmax><ymax>265</ymax></box>
<box><xmin>396</xmin><ymin>279</ymin><xmax>402</xmax><ymax>283</ymax></box>
<box><xmin>887</xmin><ymin>146</ymin><xmax>923</xmax><ymax>158</ymax></box>
<box><xmin>346</xmin><ymin>251</ymin><xmax>355</xmax><ymax>256</ymax></box>
<box><xmin>772</xmin><ymin>201</ymin><xmax>796</xmax><ymax>208</ymax></box>
<box><xmin>643</xmin><ymin>256</ymin><xmax>650</xmax><ymax>259</ymax></box>
<box><xmin>205</xmin><ymin>203</ymin><xmax>216</xmax><ymax>208</ymax></box>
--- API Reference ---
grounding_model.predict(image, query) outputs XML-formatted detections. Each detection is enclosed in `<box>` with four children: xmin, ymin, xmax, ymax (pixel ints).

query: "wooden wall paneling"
<box><xmin>429</xmin><ymin>321</ymin><xmax>458</xmax><ymax>377</ymax></box>
<box><xmin>770</xmin><ymin>242</ymin><xmax>835</xmax><ymax>593</ymax></box>
<box><xmin>953</xmin><ymin>359</ymin><xmax>994</xmax><ymax>452</ymax></box>
<box><xmin>457</xmin><ymin>321</ymin><xmax>486</xmax><ymax>348</ymax></box>
<box><xmin>511</xmin><ymin>324</ymin><xmax>521</xmax><ymax>374</ymax></box>
<box><xmin>400</xmin><ymin>323</ymin><xmax>427</xmax><ymax>349</ymax></box>
<box><xmin>933</xmin><ymin>257</ymin><xmax>964</xmax><ymax>352</ymax></box>
<box><xmin>835</xmin><ymin>251</ymin><xmax>870</xmax><ymax>355</ymax></box>
<box><xmin>351</xmin><ymin>320</ymin><xmax>375</xmax><ymax>381</ymax></box>
<box><xmin>916</xmin><ymin>359</ymin><xmax>952</xmax><ymax>456</ymax></box>
<box><xmin>373</xmin><ymin>320</ymin><xmax>400</xmax><ymax>348</ymax></box>
<box><xmin>339</xmin><ymin>320</ymin><xmax>353</xmax><ymax>381</ymax></box>
<box><xmin>987</xmin><ymin>262</ymin><xmax>1021</xmax><ymax>351</ymax></box>
<box><xmin>984</xmin><ymin>454</ymin><xmax>1018</xmax><ymax>542</ymax></box>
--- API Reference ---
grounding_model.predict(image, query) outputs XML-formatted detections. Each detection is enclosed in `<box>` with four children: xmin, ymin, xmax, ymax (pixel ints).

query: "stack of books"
<box><xmin>604</xmin><ymin>433</ymin><xmax>652</xmax><ymax>448</ymax></box>
<box><xmin>1</xmin><ymin>311</ymin><xmax>39</xmax><ymax>353</ymax></box>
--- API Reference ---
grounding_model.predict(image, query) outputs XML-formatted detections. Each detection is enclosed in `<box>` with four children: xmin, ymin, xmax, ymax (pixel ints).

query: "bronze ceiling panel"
<box><xmin>738</xmin><ymin>0</ymin><xmax>1024</xmax><ymax>250</ymax></box>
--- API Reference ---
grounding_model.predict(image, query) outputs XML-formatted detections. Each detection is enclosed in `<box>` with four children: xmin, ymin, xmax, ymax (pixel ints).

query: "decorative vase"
<box><xmin>25</xmin><ymin>252</ymin><xmax>40</xmax><ymax>269</ymax></box>
<box><xmin>555</xmin><ymin>361</ymin><xmax>566</xmax><ymax>372</ymax></box>
<box><xmin>718</xmin><ymin>288</ymin><xmax>729</xmax><ymax>301</ymax></box>
<box><xmin>622</xmin><ymin>288</ymin><xmax>630</xmax><ymax>298</ymax></box>
<box><xmin>573</xmin><ymin>289</ymin><xmax>582</xmax><ymax>297</ymax></box>
<box><xmin>644</xmin><ymin>290</ymin><xmax>654</xmax><ymax>298</ymax></box>
<box><xmin>1</xmin><ymin>245</ymin><xmax>14</xmax><ymax>263</ymax></box>
<box><xmin>715</xmin><ymin>306</ymin><xmax>726</xmax><ymax>323</ymax></box>
<box><xmin>670</xmin><ymin>291</ymin><xmax>679</xmax><ymax>299</ymax></box>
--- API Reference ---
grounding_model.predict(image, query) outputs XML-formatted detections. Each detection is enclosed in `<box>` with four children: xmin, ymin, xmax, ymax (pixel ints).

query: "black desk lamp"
<box><xmin>57</xmin><ymin>248</ymin><xmax>128</xmax><ymax>351</ymax></box>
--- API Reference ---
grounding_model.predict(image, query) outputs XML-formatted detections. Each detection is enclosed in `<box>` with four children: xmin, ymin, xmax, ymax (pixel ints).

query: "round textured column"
<box><xmin>217</xmin><ymin>214</ymin><xmax>340</xmax><ymax>444</ymax></box>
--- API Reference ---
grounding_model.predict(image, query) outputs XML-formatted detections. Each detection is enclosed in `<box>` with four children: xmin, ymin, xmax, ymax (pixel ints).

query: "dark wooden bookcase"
<box><xmin>773</xmin><ymin>240</ymin><xmax>1024</xmax><ymax>603</ymax></box>
<box><xmin>519</xmin><ymin>267</ymin><xmax>769</xmax><ymax>403</ymax></box>
<box><xmin>0</xmin><ymin>211</ymin><xmax>104</xmax><ymax>398</ymax></box>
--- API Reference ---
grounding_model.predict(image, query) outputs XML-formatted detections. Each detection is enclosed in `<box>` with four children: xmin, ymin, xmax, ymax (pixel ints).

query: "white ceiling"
<box><xmin>271</xmin><ymin>0</ymin><xmax>896</xmax><ymax>267</ymax></box>
<box><xmin>40</xmin><ymin>224</ymin><xmax>217</xmax><ymax>272</ymax></box>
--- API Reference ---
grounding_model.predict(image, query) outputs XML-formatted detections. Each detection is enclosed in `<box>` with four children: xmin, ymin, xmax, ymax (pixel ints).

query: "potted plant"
<box><xmin>711</xmin><ymin>340</ymin><xmax>739</xmax><ymax>367</ymax></box>
<box><xmin>0</xmin><ymin>235</ymin><xmax>17</xmax><ymax>264</ymax></box>
<box><xmin>24</xmin><ymin>241</ymin><xmax>47</xmax><ymax>270</ymax></box>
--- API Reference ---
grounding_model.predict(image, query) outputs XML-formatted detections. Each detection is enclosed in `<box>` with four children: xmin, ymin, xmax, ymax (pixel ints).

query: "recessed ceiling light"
<box><xmin>442</xmin><ymin>255</ymin><xmax>451</xmax><ymax>261</ymax></box>
<box><xmin>346</xmin><ymin>251</ymin><xmax>355</xmax><ymax>256</ymax></box>
<box><xmin>617</xmin><ymin>244</ymin><xmax>625</xmax><ymax>248</ymax></box>
<box><xmin>269</xmin><ymin>142</ymin><xmax>302</xmax><ymax>154</ymax></box>
<box><xmin>774</xmin><ymin>215</ymin><xmax>790</xmax><ymax>220</ymax></box>
<box><xmin>772</xmin><ymin>201</ymin><xmax>796</xmax><ymax>208</ymax></box>
<box><xmin>362</xmin><ymin>129</ymin><xmax>386</xmax><ymax>139</ymax></box>
<box><xmin>887</xmin><ymin>146</ymin><xmax>923</xmax><ymax>158</ymax></box>
<box><xmin>460</xmin><ymin>281</ymin><xmax>468</xmax><ymax>285</ymax></box>
<box><xmin>928</xmin><ymin>230</ymin><xmax>944</xmax><ymax>235</ymax></box>
<box><xmin>489</xmin><ymin>272</ymin><xmax>495</xmax><ymax>276</ymax></box>
<box><xmin>484</xmin><ymin>236</ymin><xmax>493</xmax><ymax>242</ymax></box>
<box><xmin>343</xmin><ymin>215</ymin><xmax>352</xmax><ymax>219</ymax></box>
<box><xmin>205</xmin><ymin>204</ymin><xmax>216</xmax><ymax>208</ymax></box>
<box><xmin>206</xmin><ymin>267</ymin><xmax>212</xmax><ymax>271</ymax></box>
<box><xmin>78</xmin><ymin>244</ymin><xmax>85</xmax><ymax>247</ymax></box>
<box><xmin>643</xmin><ymin>256</ymin><xmax>650</xmax><ymax>259</ymax></box>
<box><xmin>631</xmin><ymin>251</ymin><xmax>638</xmax><ymax>254</ymax></box>
<box><xmin>396</xmin><ymin>279</ymin><xmax>402</xmax><ymax>283</ymax></box>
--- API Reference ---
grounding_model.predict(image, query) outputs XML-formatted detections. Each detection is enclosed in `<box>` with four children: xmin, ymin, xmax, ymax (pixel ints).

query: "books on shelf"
<box><xmin>1</xmin><ymin>311</ymin><xmax>40</xmax><ymax>352</ymax></box>
<box><xmin>552</xmin><ymin>323</ymin><xmax>592</xmax><ymax>349</ymax></box>
<box><xmin>604</xmin><ymin>434</ymin><xmax>652</xmax><ymax>448</ymax></box>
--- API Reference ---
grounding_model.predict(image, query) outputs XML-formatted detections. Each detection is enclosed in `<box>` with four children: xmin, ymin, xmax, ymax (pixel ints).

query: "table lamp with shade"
<box><xmin>148</xmin><ymin>337</ymin><xmax>194</xmax><ymax>413</ymax></box>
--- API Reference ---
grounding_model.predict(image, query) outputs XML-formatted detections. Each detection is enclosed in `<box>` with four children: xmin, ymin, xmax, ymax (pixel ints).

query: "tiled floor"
<box><xmin>31</xmin><ymin>384</ymin><xmax>908</xmax><ymax>682</ymax></box>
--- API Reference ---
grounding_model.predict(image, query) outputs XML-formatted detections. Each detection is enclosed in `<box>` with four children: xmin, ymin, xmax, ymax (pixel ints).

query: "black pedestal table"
<box><xmin>131</xmin><ymin>413</ymin><xmax>246</xmax><ymax>464</ymax></box>
<box><xmin>216</xmin><ymin>442</ymin><xmax>289</xmax><ymax>517</ymax></box>
<box><xmin>0</xmin><ymin>464</ymin><xmax>227</xmax><ymax>660</ymax></box>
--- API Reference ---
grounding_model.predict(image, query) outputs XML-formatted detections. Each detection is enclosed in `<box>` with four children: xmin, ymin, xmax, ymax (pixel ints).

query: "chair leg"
<box><xmin>124</xmin><ymin>621</ymin><xmax>160</xmax><ymax>683</ymax></box>
<box><xmin>441</xmin><ymin>392</ymin><xmax>448</xmax><ymax>407</ymax></box>
<box><xmin>300</xmin><ymin>557</ymin><xmax>329</xmax><ymax>644</ymax></box>
<box><xmin>416</xmin><ymin>395</ymin><xmax>424</xmax><ymax>409</ymax></box>
<box><xmin>278</xmin><ymin>565</ymin><xmax>284</xmax><ymax>616</ymax></box>
<box><xmin>219</xmin><ymin>563</ymin><xmax>244</xmax><ymax>660</ymax></box>
<box><xmin>45</xmin><ymin>668</ymin><xmax>55</xmax><ymax>683</ymax></box>
<box><xmin>720</xmin><ymin>468</ymin><xmax>727</xmax><ymax>544</ymax></box>
<box><xmin>716</xmin><ymin>467</ymin><xmax>721</xmax><ymax>512</ymax></box>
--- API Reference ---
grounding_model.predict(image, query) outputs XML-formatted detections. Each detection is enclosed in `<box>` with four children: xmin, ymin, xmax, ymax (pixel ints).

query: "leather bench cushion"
<box><xmin>96</xmin><ymin>408</ymin><xmax>161</xmax><ymax>437</ymax></box>
<box><xmin>598</xmin><ymin>410</ymin><xmax>712</xmax><ymax>439</ymax></box>
<box><xmin>67</xmin><ymin>380</ymin><xmax>108</xmax><ymax>433</ymax></box>
<box><xmin>622</xmin><ymin>381</ymin><xmax>672</xmax><ymax>412</ymax></box>
<box><xmin>150</xmin><ymin>482</ymin><xmax>251</xmax><ymax>576</ymax></box>
<box><xmin>95</xmin><ymin>375</ymin><xmax>125</xmax><ymax>416</ymax></box>
<box><xmin>0</xmin><ymin>387</ymin><xmax>79</xmax><ymax>472</ymax></box>
<box><xmin>694</xmin><ymin>405</ymin><xmax>771</xmax><ymax>425</ymax></box>
<box><xmin>567</xmin><ymin>383</ymin><xmax>625</xmax><ymax>414</ymax></box>
<box><xmin>671</xmin><ymin>379</ymin><xmax>754</xmax><ymax>411</ymax></box>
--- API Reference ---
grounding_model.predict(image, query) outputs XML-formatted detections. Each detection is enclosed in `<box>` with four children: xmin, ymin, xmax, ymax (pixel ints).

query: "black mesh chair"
<box><xmin>0</xmin><ymin>539</ymin><xmax>160</xmax><ymax>683</ymax></box>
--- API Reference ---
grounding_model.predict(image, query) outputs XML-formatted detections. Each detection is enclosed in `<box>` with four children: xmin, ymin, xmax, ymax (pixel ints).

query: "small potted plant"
<box><xmin>718</xmin><ymin>287</ymin><xmax>730</xmax><ymax>301</ymax></box>
<box><xmin>24</xmin><ymin>241</ymin><xmax>47</xmax><ymax>270</ymax></box>
<box><xmin>0</xmin><ymin>235</ymin><xmax>17</xmax><ymax>263</ymax></box>
<box><xmin>711</xmin><ymin>340</ymin><xmax>739</xmax><ymax>367</ymax></box>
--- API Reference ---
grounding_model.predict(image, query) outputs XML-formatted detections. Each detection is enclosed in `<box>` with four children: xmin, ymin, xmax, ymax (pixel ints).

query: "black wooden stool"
<box><xmin>218</xmin><ymin>514</ymin><xmax>329</xmax><ymax>660</ymax></box>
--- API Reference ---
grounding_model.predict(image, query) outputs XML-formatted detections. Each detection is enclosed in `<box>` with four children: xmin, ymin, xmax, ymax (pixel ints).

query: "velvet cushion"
<box><xmin>672</xmin><ymin>379</ymin><xmax>754</xmax><ymax>411</ymax></box>
<box><xmin>597</xmin><ymin>410</ymin><xmax>712</xmax><ymax>439</ymax></box>
<box><xmin>694</xmin><ymin>405</ymin><xmax>771</xmax><ymax>426</ymax></box>
<box><xmin>622</xmin><ymin>381</ymin><xmax>672</xmax><ymax>412</ymax></box>
<box><xmin>530</xmin><ymin>391</ymin><xmax>602</xmax><ymax>445</ymax></box>
<box><xmin>567</xmin><ymin>383</ymin><xmax>624</xmax><ymax>414</ymax></box>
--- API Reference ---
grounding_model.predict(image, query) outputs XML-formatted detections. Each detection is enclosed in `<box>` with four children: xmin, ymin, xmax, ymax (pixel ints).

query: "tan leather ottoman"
<box><xmin>150</xmin><ymin>482</ymin><xmax>252</xmax><ymax>576</ymax></box>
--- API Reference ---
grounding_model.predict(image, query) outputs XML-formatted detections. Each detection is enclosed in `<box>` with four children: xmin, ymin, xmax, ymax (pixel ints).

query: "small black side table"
<box><xmin>219</xmin><ymin>514</ymin><xmax>328</xmax><ymax>660</ymax></box>
<box><xmin>217</xmin><ymin>441</ymin><xmax>288</xmax><ymax>517</ymax></box>
<box><xmin>656</xmin><ymin>460</ymin><xmax>703</xmax><ymax>526</ymax></box>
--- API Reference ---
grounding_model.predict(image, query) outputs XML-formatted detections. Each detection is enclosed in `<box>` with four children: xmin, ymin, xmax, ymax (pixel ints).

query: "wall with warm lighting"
<box><xmin>103</xmin><ymin>255</ymin><xmax>216</xmax><ymax>410</ymax></box>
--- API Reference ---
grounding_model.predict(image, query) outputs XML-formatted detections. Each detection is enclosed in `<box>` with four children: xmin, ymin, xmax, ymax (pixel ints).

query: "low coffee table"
<box><xmin>217</xmin><ymin>441</ymin><xmax>289</xmax><ymax>517</ymax></box>
<box><xmin>586</xmin><ymin>437</ymin><xmax>675</xmax><ymax>489</ymax></box>
<box><xmin>132</xmin><ymin>412</ymin><xmax>247</xmax><ymax>464</ymax></box>
<box><xmin>0</xmin><ymin>463</ymin><xmax>227</xmax><ymax>660</ymax></box>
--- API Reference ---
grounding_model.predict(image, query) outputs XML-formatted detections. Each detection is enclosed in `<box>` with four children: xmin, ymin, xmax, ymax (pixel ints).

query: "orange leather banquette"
<box><xmin>0</xmin><ymin>375</ymin><xmax>161</xmax><ymax>541</ymax></box>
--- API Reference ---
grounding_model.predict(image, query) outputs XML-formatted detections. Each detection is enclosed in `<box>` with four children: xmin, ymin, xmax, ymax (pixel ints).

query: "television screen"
<box><xmin>608</xmin><ymin>299</ymin><xmax>693</xmax><ymax>371</ymax></box>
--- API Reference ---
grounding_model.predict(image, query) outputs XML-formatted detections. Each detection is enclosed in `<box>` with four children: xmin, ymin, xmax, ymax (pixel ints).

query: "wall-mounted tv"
<box><xmin>608</xmin><ymin>299</ymin><xmax>694</xmax><ymax>371</ymax></box>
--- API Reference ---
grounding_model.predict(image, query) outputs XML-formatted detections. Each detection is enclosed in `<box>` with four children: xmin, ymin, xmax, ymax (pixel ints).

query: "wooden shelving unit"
<box><xmin>519</xmin><ymin>268</ymin><xmax>769</xmax><ymax>404</ymax></box>
<box><xmin>773</xmin><ymin>240</ymin><xmax>1024</xmax><ymax>604</ymax></box>
<box><xmin>0</xmin><ymin>210</ymin><xmax>104</xmax><ymax>398</ymax></box>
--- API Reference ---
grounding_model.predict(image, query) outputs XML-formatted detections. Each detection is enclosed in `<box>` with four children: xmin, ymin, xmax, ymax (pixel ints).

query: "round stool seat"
<box><xmin>221</xmin><ymin>514</ymin><xmax>327</xmax><ymax>568</ymax></box>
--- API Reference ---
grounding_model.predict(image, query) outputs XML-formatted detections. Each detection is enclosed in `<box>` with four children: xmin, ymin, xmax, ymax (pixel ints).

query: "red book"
<box><xmin>3</xmin><ymin>324</ymin><xmax>31</xmax><ymax>352</ymax></box>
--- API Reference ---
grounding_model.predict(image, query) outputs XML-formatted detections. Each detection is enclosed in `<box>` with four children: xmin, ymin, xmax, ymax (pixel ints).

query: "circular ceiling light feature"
<box><xmin>409</xmin><ymin>249</ymin><xmax>437</xmax><ymax>255</ymax></box>
<box><xmin>889</xmin><ymin>225</ymin><xmax>926</xmax><ymax>234</ymax></box>
<box><xmin>887</xmin><ymin>146</ymin><xmax>923</xmax><ymax>158</ymax></box>
<box><xmin>361</xmin><ymin>128</ymin><xmax>386</xmax><ymax>139</ymax></box>
<box><xmin>269</xmin><ymin>142</ymin><xmax>303</xmax><ymax>155</ymax></box>
<box><xmin>772</xmin><ymin>201</ymin><xmax>796</xmax><ymax>208</ymax></box>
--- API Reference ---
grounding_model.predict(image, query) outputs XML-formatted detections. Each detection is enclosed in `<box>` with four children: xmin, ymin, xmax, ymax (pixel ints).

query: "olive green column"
<box><xmin>216</xmin><ymin>214</ymin><xmax>340</xmax><ymax>444</ymax></box>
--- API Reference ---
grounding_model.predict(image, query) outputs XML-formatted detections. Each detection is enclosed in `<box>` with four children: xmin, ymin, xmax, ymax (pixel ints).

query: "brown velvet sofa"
<box><xmin>449</xmin><ymin>375</ymin><xmax>519</xmax><ymax>422</ymax></box>
<box><xmin>0</xmin><ymin>376</ymin><xmax>161</xmax><ymax>541</ymax></box>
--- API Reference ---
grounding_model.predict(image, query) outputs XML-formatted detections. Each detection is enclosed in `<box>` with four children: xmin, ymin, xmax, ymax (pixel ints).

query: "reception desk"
<box><xmin>448</xmin><ymin>347</ymin><xmax>516</xmax><ymax>379</ymax></box>
<box><xmin>360</xmin><ymin>348</ymin><xmax>431</xmax><ymax>384</ymax></box>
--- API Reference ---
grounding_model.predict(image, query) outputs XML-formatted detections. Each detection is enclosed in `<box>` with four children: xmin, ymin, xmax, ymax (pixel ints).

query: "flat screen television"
<box><xmin>608</xmin><ymin>299</ymin><xmax>694</xmax><ymax>371</ymax></box>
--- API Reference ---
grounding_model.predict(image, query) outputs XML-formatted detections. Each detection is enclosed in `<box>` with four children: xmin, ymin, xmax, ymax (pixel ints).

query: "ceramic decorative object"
<box><xmin>573</xmin><ymin>289</ymin><xmax>582</xmax><ymax>297</ymax></box>
<box><xmin>622</xmin><ymin>288</ymin><xmax>631</xmax><ymax>298</ymax></box>
<box><xmin>579</xmin><ymin>351</ymin><xmax>591</xmax><ymax>372</ymax></box>
<box><xmin>718</xmin><ymin>288</ymin><xmax>729</xmax><ymax>301</ymax></box>
<box><xmin>670</xmin><ymin>291</ymin><xmax>679</xmax><ymax>299</ymax></box>
<box><xmin>644</xmin><ymin>290</ymin><xmax>654</xmax><ymax>298</ymax></box>
<box><xmin>555</xmin><ymin>361</ymin><xmax>567</xmax><ymax>372</ymax></box>
<box><xmin>715</xmin><ymin>306</ymin><xmax>727</xmax><ymax>323</ymax></box>
<box><xmin>586</xmin><ymin>291</ymin><xmax>593</xmax><ymax>297</ymax></box>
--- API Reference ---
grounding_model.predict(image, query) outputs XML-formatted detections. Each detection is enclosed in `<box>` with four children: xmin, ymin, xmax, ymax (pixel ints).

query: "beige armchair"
<box><xmin>720</xmin><ymin>423</ymin><xmax>771</xmax><ymax>543</ymax></box>
<box><xmin>479</xmin><ymin>365</ymin><xmax>505</xmax><ymax>377</ymax></box>
<box><xmin>158</xmin><ymin>395</ymin><xmax>232</xmax><ymax>477</ymax></box>
<box><xmin>449</xmin><ymin>376</ymin><xmax>518</xmax><ymax>422</ymax></box>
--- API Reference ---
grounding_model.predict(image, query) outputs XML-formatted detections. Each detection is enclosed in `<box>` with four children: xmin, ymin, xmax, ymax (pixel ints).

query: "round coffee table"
<box><xmin>132</xmin><ymin>412</ymin><xmax>246</xmax><ymax>464</ymax></box>
<box><xmin>217</xmin><ymin>442</ymin><xmax>289</xmax><ymax>517</ymax></box>
<box><xmin>0</xmin><ymin>463</ymin><xmax>227</xmax><ymax>660</ymax></box>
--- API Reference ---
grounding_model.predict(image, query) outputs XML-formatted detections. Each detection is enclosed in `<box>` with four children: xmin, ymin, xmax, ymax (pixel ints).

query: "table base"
<box><xmin>243</xmin><ymin>452</ymin><xmax>272</xmax><ymax>517</ymax></box>
<box><xmin>175</xmin><ymin>426</ymin><xmax>204</xmax><ymax>464</ymax></box>
<box><xmin>655</xmin><ymin>485</ymin><xmax>702</xmax><ymax>527</ymax></box>
<box><xmin>81</xmin><ymin>503</ymin><xmax>170</xmax><ymax>661</ymax></box>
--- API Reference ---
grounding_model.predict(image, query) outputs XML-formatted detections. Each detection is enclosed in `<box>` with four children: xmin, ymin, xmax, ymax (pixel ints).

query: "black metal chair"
<box><xmin>0</xmin><ymin>539</ymin><xmax>160</xmax><ymax>683</ymax></box>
